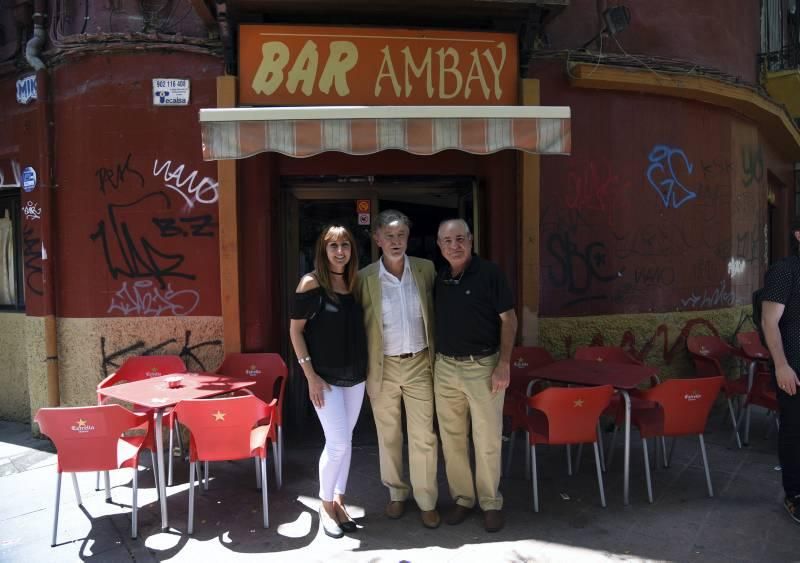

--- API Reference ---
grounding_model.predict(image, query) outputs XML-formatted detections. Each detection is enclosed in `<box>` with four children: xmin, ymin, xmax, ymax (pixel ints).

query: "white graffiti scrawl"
<box><xmin>152</xmin><ymin>159</ymin><xmax>219</xmax><ymax>209</ymax></box>
<box><xmin>22</xmin><ymin>201</ymin><xmax>41</xmax><ymax>220</ymax></box>
<box><xmin>107</xmin><ymin>280</ymin><xmax>200</xmax><ymax>316</ymax></box>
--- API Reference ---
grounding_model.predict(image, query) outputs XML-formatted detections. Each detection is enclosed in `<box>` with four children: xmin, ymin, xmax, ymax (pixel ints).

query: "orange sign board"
<box><xmin>239</xmin><ymin>25</ymin><xmax>518</xmax><ymax>106</ymax></box>
<box><xmin>356</xmin><ymin>200</ymin><xmax>370</xmax><ymax>213</ymax></box>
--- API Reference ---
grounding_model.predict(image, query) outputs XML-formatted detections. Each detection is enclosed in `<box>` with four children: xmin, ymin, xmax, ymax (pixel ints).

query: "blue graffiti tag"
<box><xmin>646</xmin><ymin>145</ymin><xmax>697</xmax><ymax>209</ymax></box>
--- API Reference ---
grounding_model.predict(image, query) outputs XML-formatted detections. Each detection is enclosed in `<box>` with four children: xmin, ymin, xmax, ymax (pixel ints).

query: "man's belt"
<box><xmin>440</xmin><ymin>349</ymin><xmax>497</xmax><ymax>362</ymax></box>
<box><xmin>386</xmin><ymin>348</ymin><xmax>428</xmax><ymax>360</ymax></box>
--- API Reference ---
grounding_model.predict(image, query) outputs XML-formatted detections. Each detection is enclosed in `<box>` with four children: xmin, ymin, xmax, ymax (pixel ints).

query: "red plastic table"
<box><xmin>100</xmin><ymin>372</ymin><xmax>256</xmax><ymax>530</ymax></box>
<box><xmin>526</xmin><ymin>359</ymin><xmax>659</xmax><ymax>505</ymax></box>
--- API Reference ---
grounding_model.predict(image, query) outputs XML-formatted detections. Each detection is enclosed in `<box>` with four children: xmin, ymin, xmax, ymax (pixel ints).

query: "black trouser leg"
<box><xmin>777</xmin><ymin>385</ymin><xmax>800</xmax><ymax>497</ymax></box>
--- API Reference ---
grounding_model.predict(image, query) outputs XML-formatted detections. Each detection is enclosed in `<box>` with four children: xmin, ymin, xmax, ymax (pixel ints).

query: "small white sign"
<box><xmin>16</xmin><ymin>75</ymin><xmax>37</xmax><ymax>104</ymax></box>
<box><xmin>358</xmin><ymin>212</ymin><xmax>370</xmax><ymax>225</ymax></box>
<box><xmin>152</xmin><ymin>78</ymin><xmax>190</xmax><ymax>106</ymax></box>
<box><xmin>22</xmin><ymin>166</ymin><xmax>36</xmax><ymax>192</ymax></box>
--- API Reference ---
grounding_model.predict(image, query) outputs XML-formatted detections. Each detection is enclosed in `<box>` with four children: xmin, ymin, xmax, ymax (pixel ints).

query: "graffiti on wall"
<box><xmin>100</xmin><ymin>330</ymin><xmax>222</xmax><ymax>378</ymax></box>
<box><xmin>89</xmin><ymin>153</ymin><xmax>218</xmax><ymax>317</ymax></box>
<box><xmin>646</xmin><ymin>144</ymin><xmax>697</xmax><ymax>209</ymax></box>
<box><xmin>22</xmin><ymin>226</ymin><xmax>43</xmax><ymax>296</ymax></box>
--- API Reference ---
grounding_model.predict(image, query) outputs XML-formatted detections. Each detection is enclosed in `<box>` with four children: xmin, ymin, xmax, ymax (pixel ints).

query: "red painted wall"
<box><xmin>547</xmin><ymin>0</ymin><xmax>761</xmax><ymax>83</ymax></box>
<box><xmin>536</xmin><ymin>60</ymin><xmax>792</xmax><ymax>317</ymax></box>
<box><xmin>50</xmin><ymin>52</ymin><xmax>224</xmax><ymax>318</ymax></box>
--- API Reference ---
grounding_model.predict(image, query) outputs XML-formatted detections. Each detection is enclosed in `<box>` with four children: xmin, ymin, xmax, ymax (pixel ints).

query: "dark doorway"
<box><xmin>281</xmin><ymin>176</ymin><xmax>478</xmax><ymax>445</ymax></box>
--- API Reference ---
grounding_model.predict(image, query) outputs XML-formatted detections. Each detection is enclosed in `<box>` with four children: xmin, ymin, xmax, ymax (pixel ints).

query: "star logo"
<box><xmin>212</xmin><ymin>410</ymin><xmax>226</xmax><ymax>421</ymax></box>
<box><xmin>513</xmin><ymin>357</ymin><xmax>529</xmax><ymax>369</ymax></box>
<box><xmin>76</xmin><ymin>418</ymin><xmax>87</xmax><ymax>428</ymax></box>
<box><xmin>574</xmin><ymin>399</ymin><xmax>584</xmax><ymax>407</ymax></box>
<box><xmin>148</xmin><ymin>368</ymin><xmax>162</xmax><ymax>377</ymax></box>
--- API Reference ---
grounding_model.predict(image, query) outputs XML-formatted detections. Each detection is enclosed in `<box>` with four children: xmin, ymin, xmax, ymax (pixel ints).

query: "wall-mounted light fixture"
<box><xmin>581</xmin><ymin>5</ymin><xmax>632</xmax><ymax>50</ymax></box>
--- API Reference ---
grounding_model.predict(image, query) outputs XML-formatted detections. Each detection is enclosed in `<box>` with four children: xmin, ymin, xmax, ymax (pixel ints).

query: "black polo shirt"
<box><xmin>762</xmin><ymin>255</ymin><xmax>800</xmax><ymax>371</ymax></box>
<box><xmin>435</xmin><ymin>255</ymin><xmax>514</xmax><ymax>356</ymax></box>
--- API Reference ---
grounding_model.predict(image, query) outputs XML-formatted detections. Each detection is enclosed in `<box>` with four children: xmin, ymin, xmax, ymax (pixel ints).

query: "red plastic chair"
<box><xmin>504</xmin><ymin>347</ymin><xmax>555</xmax><ymax>477</ymax></box>
<box><xmin>525</xmin><ymin>385</ymin><xmax>614</xmax><ymax>512</ymax></box>
<box><xmin>216</xmin><ymin>353</ymin><xmax>288</xmax><ymax>488</ymax></box>
<box><xmin>97</xmin><ymin>355</ymin><xmax>187</xmax><ymax>487</ymax></box>
<box><xmin>686</xmin><ymin>336</ymin><xmax>746</xmax><ymax>448</ymax></box>
<box><xmin>174</xmin><ymin>394</ymin><xmax>276</xmax><ymax>533</ymax></box>
<box><xmin>629</xmin><ymin>376</ymin><xmax>724</xmax><ymax>503</ymax></box>
<box><xmin>34</xmin><ymin>405</ymin><xmax>155</xmax><ymax>545</ymax></box>
<box><xmin>735</xmin><ymin>332</ymin><xmax>778</xmax><ymax>444</ymax></box>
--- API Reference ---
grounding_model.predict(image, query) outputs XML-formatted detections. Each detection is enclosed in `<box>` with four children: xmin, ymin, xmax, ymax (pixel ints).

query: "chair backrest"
<box><xmin>527</xmin><ymin>385</ymin><xmax>614</xmax><ymax>444</ymax></box>
<box><xmin>639</xmin><ymin>376</ymin><xmax>724</xmax><ymax>436</ymax></box>
<box><xmin>174</xmin><ymin>395</ymin><xmax>272</xmax><ymax>462</ymax></box>
<box><xmin>509</xmin><ymin>346</ymin><xmax>555</xmax><ymax>395</ymax></box>
<box><xmin>98</xmin><ymin>355</ymin><xmax>187</xmax><ymax>392</ymax></box>
<box><xmin>735</xmin><ymin>331</ymin><xmax>771</xmax><ymax>360</ymax></box>
<box><xmin>574</xmin><ymin>346</ymin><xmax>641</xmax><ymax>365</ymax></box>
<box><xmin>687</xmin><ymin>335</ymin><xmax>740</xmax><ymax>378</ymax></box>
<box><xmin>35</xmin><ymin>405</ymin><xmax>148</xmax><ymax>473</ymax></box>
<box><xmin>216</xmin><ymin>353</ymin><xmax>288</xmax><ymax>425</ymax></box>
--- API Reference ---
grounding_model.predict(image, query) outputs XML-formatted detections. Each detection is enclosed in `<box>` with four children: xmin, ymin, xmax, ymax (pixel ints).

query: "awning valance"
<box><xmin>199</xmin><ymin>106</ymin><xmax>571</xmax><ymax>161</ymax></box>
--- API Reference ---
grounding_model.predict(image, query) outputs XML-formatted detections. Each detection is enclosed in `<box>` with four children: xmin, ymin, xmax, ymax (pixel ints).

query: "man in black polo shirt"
<box><xmin>434</xmin><ymin>218</ymin><xmax>517</xmax><ymax>533</ymax></box>
<box><xmin>761</xmin><ymin>221</ymin><xmax>800</xmax><ymax>525</ymax></box>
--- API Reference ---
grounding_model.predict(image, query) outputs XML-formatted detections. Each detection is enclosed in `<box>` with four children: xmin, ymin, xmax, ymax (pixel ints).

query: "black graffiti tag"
<box><xmin>89</xmin><ymin>191</ymin><xmax>196</xmax><ymax>288</ymax></box>
<box><xmin>99</xmin><ymin>330</ymin><xmax>222</xmax><ymax>378</ymax></box>
<box><xmin>96</xmin><ymin>153</ymin><xmax>145</xmax><ymax>194</ymax></box>
<box><xmin>152</xmin><ymin>215</ymin><xmax>217</xmax><ymax>238</ymax></box>
<box><xmin>546</xmin><ymin>231</ymin><xmax>616</xmax><ymax>308</ymax></box>
<box><xmin>22</xmin><ymin>226</ymin><xmax>43</xmax><ymax>296</ymax></box>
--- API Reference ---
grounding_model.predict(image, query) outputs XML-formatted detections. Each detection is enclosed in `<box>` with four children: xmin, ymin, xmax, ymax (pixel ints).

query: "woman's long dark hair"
<box><xmin>313</xmin><ymin>225</ymin><xmax>359</xmax><ymax>300</ymax></box>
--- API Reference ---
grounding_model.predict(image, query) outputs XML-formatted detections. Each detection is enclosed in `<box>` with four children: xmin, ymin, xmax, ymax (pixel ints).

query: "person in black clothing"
<box><xmin>289</xmin><ymin>225</ymin><xmax>368</xmax><ymax>538</ymax></box>
<box><xmin>761</xmin><ymin>222</ymin><xmax>800</xmax><ymax>524</ymax></box>
<box><xmin>433</xmin><ymin>219</ymin><xmax>517</xmax><ymax>533</ymax></box>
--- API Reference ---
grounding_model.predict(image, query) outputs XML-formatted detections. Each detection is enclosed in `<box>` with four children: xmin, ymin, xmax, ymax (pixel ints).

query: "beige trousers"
<box><xmin>434</xmin><ymin>352</ymin><xmax>504</xmax><ymax>511</ymax></box>
<box><xmin>370</xmin><ymin>352</ymin><xmax>438</xmax><ymax>510</ymax></box>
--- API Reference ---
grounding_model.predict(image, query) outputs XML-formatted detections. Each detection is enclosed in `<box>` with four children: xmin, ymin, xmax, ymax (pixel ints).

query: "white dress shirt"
<box><xmin>379</xmin><ymin>256</ymin><xmax>427</xmax><ymax>356</ymax></box>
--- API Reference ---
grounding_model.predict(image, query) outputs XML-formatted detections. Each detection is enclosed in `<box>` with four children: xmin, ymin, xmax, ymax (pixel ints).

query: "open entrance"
<box><xmin>281</xmin><ymin>175</ymin><xmax>481</xmax><ymax>443</ymax></box>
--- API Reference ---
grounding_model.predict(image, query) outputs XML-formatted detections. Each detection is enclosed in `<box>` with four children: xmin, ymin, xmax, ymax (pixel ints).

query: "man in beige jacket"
<box><xmin>357</xmin><ymin>209</ymin><xmax>440</xmax><ymax>528</ymax></box>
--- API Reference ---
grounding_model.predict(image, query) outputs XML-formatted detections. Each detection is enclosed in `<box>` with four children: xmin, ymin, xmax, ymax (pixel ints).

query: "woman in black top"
<box><xmin>289</xmin><ymin>225</ymin><xmax>367</xmax><ymax>538</ymax></box>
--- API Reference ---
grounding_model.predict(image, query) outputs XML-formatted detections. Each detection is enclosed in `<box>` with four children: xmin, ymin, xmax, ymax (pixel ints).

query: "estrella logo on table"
<box><xmin>71</xmin><ymin>418</ymin><xmax>96</xmax><ymax>433</ymax></box>
<box><xmin>245</xmin><ymin>365</ymin><xmax>262</xmax><ymax>377</ymax></box>
<box><xmin>684</xmin><ymin>390</ymin><xmax>702</xmax><ymax>402</ymax></box>
<box><xmin>147</xmin><ymin>368</ymin><xmax>162</xmax><ymax>377</ymax></box>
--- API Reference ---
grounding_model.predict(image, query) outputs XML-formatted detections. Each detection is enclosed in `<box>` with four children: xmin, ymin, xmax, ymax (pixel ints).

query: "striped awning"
<box><xmin>199</xmin><ymin>106</ymin><xmax>571</xmax><ymax>160</ymax></box>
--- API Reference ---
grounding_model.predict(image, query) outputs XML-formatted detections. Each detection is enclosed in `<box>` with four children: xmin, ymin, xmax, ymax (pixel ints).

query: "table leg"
<box><xmin>744</xmin><ymin>360</ymin><xmax>755</xmax><ymax>446</ymax></box>
<box><xmin>155</xmin><ymin>410</ymin><xmax>168</xmax><ymax>530</ymax></box>
<box><xmin>622</xmin><ymin>390</ymin><xmax>631</xmax><ymax>505</ymax></box>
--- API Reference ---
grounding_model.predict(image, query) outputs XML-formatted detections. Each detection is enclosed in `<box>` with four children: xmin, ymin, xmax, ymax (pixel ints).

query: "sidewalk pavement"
<box><xmin>1</xmin><ymin>405</ymin><xmax>798</xmax><ymax>563</ymax></box>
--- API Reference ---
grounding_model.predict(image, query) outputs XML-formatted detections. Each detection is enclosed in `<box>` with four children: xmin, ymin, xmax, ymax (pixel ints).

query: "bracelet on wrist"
<box><xmin>298</xmin><ymin>356</ymin><xmax>311</xmax><ymax>365</ymax></box>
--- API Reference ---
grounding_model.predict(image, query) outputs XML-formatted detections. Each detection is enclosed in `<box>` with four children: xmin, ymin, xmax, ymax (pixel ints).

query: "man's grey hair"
<box><xmin>374</xmin><ymin>209</ymin><xmax>412</xmax><ymax>234</ymax></box>
<box><xmin>437</xmin><ymin>218</ymin><xmax>472</xmax><ymax>239</ymax></box>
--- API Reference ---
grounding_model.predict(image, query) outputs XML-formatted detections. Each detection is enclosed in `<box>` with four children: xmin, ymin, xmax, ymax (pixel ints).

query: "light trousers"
<box><xmin>434</xmin><ymin>352</ymin><xmax>504</xmax><ymax>511</ymax></box>
<box><xmin>370</xmin><ymin>352</ymin><xmax>438</xmax><ymax>510</ymax></box>
<box><xmin>314</xmin><ymin>381</ymin><xmax>365</xmax><ymax>501</ymax></box>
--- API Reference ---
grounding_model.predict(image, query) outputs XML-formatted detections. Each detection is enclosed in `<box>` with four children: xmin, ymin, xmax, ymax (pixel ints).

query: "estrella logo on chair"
<box><xmin>147</xmin><ymin>368</ymin><xmax>162</xmax><ymax>377</ymax></box>
<box><xmin>513</xmin><ymin>357</ymin><xmax>528</xmax><ymax>369</ymax></box>
<box><xmin>71</xmin><ymin>418</ymin><xmax>96</xmax><ymax>433</ymax></box>
<box><xmin>245</xmin><ymin>365</ymin><xmax>262</xmax><ymax>377</ymax></box>
<box><xmin>684</xmin><ymin>391</ymin><xmax>702</xmax><ymax>401</ymax></box>
<box><xmin>212</xmin><ymin>410</ymin><xmax>226</xmax><ymax>421</ymax></box>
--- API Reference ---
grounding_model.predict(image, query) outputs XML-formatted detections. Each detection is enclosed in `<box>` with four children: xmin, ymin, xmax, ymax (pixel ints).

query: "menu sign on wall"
<box><xmin>238</xmin><ymin>25</ymin><xmax>518</xmax><ymax>106</ymax></box>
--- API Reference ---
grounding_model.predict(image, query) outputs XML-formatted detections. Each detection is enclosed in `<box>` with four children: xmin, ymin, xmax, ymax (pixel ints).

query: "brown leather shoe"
<box><xmin>420</xmin><ymin>509</ymin><xmax>441</xmax><ymax>529</ymax></box>
<box><xmin>385</xmin><ymin>500</ymin><xmax>406</xmax><ymax>519</ymax></box>
<box><xmin>445</xmin><ymin>504</ymin><xmax>471</xmax><ymax>525</ymax></box>
<box><xmin>483</xmin><ymin>509</ymin><xmax>504</xmax><ymax>533</ymax></box>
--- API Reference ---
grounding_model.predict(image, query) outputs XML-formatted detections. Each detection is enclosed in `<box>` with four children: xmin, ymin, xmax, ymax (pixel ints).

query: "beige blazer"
<box><xmin>356</xmin><ymin>256</ymin><xmax>436</xmax><ymax>397</ymax></box>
